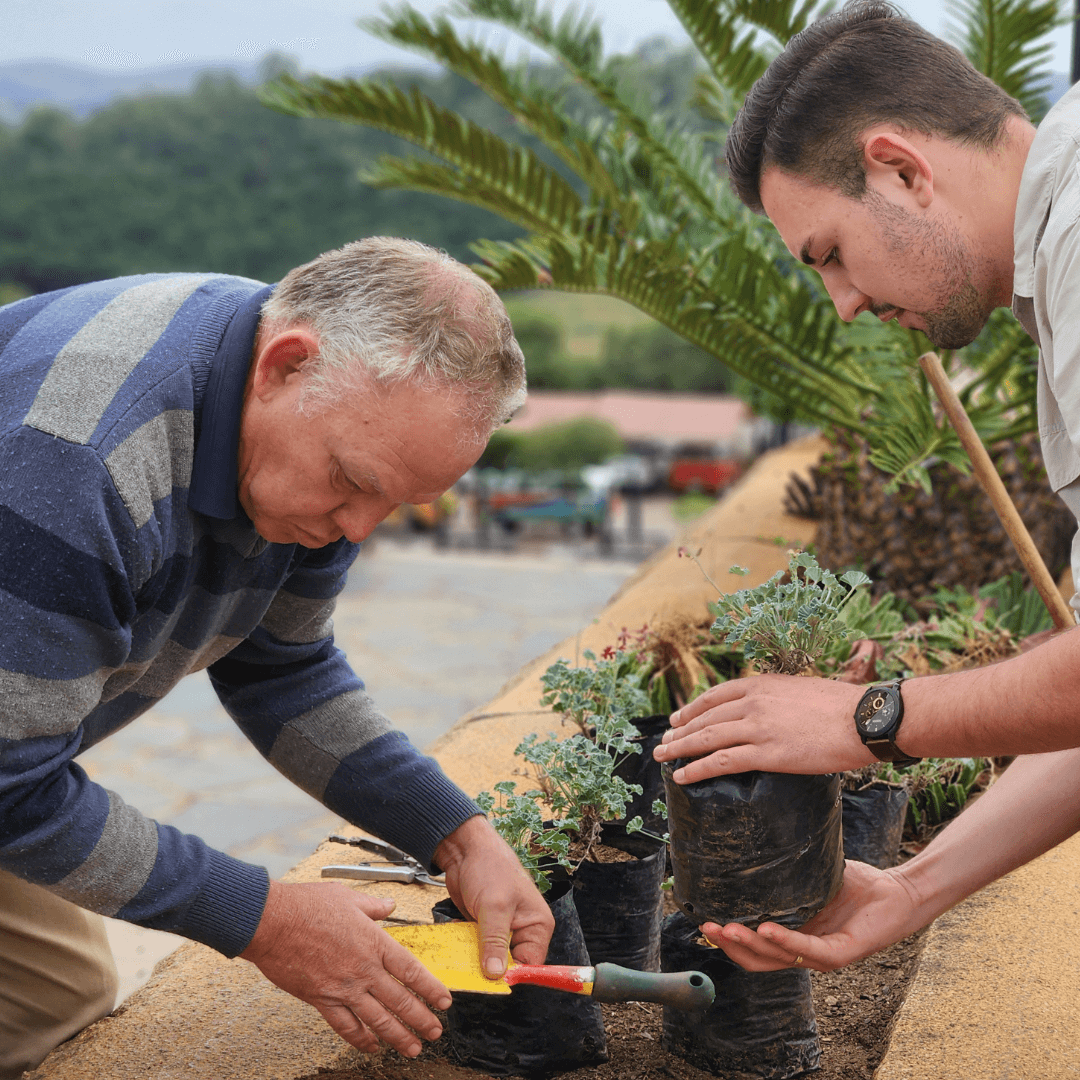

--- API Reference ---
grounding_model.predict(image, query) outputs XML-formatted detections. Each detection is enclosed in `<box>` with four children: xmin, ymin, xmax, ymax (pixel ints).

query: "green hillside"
<box><xmin>0</xmin><ymin>43</ymin><xmax>733</xmax><ymax>394</ymax></box>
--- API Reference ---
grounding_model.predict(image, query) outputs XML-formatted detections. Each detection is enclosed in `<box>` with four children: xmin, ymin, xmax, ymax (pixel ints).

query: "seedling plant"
<box><xmin>477</xmin><ymin>648</ymin><xmax>668</xmax><ymax>891</ymax></box>
<box><xmin>699</xmin><ymin>549</ymin><xmax>872</xmax><ymax>675</ymax></box>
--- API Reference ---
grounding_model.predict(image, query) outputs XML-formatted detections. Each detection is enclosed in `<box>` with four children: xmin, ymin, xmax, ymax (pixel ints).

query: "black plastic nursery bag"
<box><xmin>432</xmin><ymin>883</ymin><xmax>608</xmax><ymax>1076</ymax></box>
<box><xmin>661</xmin><ymin>912</ymin><xmax>820</xmax><ymax>1080</ymax></box>
<box><xmin>663</xmin><ymin>764</ymin><xmax>844</xmax><ymax>928</ymax></box>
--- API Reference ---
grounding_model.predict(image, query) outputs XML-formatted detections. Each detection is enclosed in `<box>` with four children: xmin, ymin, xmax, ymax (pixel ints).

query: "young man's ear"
<box><xmin>250</xmin><ymin>328</ymin><xmax>321</xmax><ymax>399</ymax></box>
<box><xmin>863</xmin><ymin>132</ymin><xmax>934</xmax><ymax>208</ymax></box>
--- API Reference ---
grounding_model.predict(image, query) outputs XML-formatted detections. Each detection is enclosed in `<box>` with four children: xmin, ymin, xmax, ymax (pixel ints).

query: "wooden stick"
<box><xmin>918</xmin><ymin>352</ymin><xmax>1075</xmax><ymax>630</ymax></box>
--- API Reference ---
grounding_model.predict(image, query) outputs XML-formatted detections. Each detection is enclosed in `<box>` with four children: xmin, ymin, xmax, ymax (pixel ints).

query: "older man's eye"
<box><xmin>332</xmin><ymin>463</ymin><xmax>358</xmax><ymax>490</ymax></box>
<box><xmin>821</xmin><ymin>248</ymin><xmax>839</xmax><ymax>267</ymax></box>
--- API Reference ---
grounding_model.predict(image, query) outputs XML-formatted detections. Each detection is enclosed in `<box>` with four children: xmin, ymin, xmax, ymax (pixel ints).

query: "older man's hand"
<box><xmin>240</xmin><ymin>880</ymin><xmax>451</xmax><ymax>1056</ymax></box>
<box><xmin>434</xmin><ymin>814</ymin><xmax>554</xmax><ymax>978</ymax></box>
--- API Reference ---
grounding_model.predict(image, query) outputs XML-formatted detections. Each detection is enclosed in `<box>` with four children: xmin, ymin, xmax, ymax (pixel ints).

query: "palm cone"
<box><xmin>786</xmin><ymin>433</ymin><xmax>1074</xmax><ymax>607</ymax></box>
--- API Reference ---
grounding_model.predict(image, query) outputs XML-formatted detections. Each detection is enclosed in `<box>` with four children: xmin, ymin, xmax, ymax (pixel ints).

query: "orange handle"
<box><xmin>919</xmin><ymin>352</ymin><xmax>1075</xmax><ymax>630</ymax></box>
<box><xmin>503</xmin><ymin>964</ymin><xmax>594</xmax><ymax>994</ymax></box>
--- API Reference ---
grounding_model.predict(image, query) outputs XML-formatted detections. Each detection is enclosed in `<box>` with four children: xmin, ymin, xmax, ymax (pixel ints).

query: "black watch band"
<box><xmin>855</xmin><ymin>678</ymin><xmax>921</xmax><ymax>767</ymax></box>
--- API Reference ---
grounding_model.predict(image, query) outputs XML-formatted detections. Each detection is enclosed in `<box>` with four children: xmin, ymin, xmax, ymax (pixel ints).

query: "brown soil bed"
<box><xmin>296</xmin><ymin>930</ymin><xmax>926</xmax><ymax>1080</ymax></box>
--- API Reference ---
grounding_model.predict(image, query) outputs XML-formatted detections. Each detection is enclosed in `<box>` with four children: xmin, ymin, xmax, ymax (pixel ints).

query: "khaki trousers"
<box><xmin>0</xmin><ymin>870</ymin><xmax>118</xmax><ymax>1078</ymax></box>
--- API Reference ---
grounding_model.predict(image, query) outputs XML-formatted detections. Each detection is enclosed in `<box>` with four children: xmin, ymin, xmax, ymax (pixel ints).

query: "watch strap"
<box><xmin>862</xmin><ymin>736</ymin><xmax>921</xmax><ymax>767</ymax></box>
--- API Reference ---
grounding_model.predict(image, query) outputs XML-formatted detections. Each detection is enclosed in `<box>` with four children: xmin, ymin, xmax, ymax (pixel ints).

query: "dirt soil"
<box><xmin>295</xmin><ymin>930</ymin><xmax>926</xmax><ymax>1080</ymax></box>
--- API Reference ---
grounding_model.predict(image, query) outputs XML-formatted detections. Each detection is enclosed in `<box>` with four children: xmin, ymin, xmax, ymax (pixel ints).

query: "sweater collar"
<box><xmin>189</xmin><ymin>284</ymin><xmax>274</xmax><ymax>519</ymax></box>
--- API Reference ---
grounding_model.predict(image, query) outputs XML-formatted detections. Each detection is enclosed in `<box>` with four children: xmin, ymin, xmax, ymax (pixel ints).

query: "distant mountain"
<box><xmin>0</xmin><ymin>58</ymin><xmax>270</xmax><ymax>122</ymax></box>
<box><xmin>0</xmin><ymin>54</ymin><xmax>446</xmax><ymax>124</ymax></box>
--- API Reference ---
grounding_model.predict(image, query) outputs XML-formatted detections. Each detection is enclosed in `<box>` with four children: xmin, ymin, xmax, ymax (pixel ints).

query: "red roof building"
<box><xmin>507</xmin><ymin>390</ymin><xmax>767</xmax><ymax>455</ymax></box>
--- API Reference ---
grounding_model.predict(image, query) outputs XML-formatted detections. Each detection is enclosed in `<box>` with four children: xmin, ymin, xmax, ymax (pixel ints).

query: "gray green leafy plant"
<box><xmin>708</xmin><ymin>551</ymin><xmax>871</xmax><ymax>675</ymax></box>
<box><xmin>477</xmin><ymin>648</ymin><xmax>667</xmax><ymax>890</ymax></box>
<box><xmin>840</xmin><ymin>572</ymin><xmax>1048</xmax><ymax>837</ymax></box>
<box><xmin>874</xmin><ymin>756</ymin><xmax>991</xmax><ymax>841</ymax></box>
<box><xmin>261</xmin><ymin>0</ymin><xmax>1061</xmax><ymax>493</ymax></box>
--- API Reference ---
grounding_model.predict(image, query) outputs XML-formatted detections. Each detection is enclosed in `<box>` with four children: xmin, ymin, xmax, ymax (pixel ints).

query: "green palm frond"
<box><xmin>864</xmin><ymin>370</ymin><xmax>970</xmax><ymax>494</ymax></box>
<box><xmin>471</xmin><ymin>228</ymin><xmax>870</xmax><ymax>430</ymax></box>
<box><xmin>667</xmin><ymin>0</ymin><xmax>816</xmax><ymax>98</ymax></box>
<box><xmin>946</xmin><ymin>0</ymin><xmax>1063</xmax><ymax>119</ymax></box>
<box><xmin>358</xmin><ymin>6</ymin><xmax>613</xmax><ymax>189</ymax></box>
<box><xmin>451</xmin><ymin>0</ymin><xmax>732</xmax><ymax>228</ymax></box>
<box><xmin>262</xmin><ymin>75</ymin><xmax>588</xmax><ymax>238</ymax></box>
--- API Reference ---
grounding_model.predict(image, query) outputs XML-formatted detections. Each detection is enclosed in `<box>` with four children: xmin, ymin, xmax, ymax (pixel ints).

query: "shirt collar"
<box><xmin>189</xmin><ymin>283</ymin><xmax>274</xmax><ymax>519</ymax></box>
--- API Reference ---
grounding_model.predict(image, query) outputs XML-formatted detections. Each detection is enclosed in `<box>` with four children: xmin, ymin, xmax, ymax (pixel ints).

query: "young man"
<box><xmin>653</xmin><ymin>2</ymin><xmax>1080</xmax><ymax>975</ymax></box>
<box><xmin>0</xmin><ymin>238</ymin><xmax>552</xmax><ymax>1074</ymax></box>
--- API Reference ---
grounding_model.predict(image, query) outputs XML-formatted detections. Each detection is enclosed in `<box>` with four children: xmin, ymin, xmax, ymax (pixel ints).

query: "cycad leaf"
<box><xmin>261</xmin><ymin>75</ymin><xmax>587</xmax><ymax>239</ymax></box>
<box><xmin>452</xmin><ymin>0</ymin><xmax>730</xmax><ymax>226</ymax></box>
<box><xmin>946</xmin><ymin>0</ymin><xmax>1061</xmax><ymax>119</ymax></box>
<box><xmin>666</xmin><ymin>0</ymin><xmax>817</xmax><ymax>97</ymax></box>
<box><xmin>359</xmin><ymin>4</ymin><xmax>631</xmax><ymax>204</ymax></box>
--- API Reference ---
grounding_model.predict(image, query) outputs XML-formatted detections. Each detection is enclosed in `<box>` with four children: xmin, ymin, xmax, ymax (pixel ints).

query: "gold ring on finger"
<box><xmin>794</xmin><ymin>955</ymin><xmax>803</xmax><ymax>965</ymax></box>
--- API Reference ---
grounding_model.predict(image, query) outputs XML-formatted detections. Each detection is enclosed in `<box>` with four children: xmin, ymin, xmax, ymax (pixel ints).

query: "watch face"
<box><xmin>857</xmin><ymin>689</ymin><xmax>899</xmax><ymax>736</ymax></box>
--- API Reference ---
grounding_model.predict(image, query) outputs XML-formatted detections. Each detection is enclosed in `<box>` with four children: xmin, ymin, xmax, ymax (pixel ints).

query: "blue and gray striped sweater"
<box><xmin>0</xmin><ymin>273</ymin><xmax>479</xmax><ymax>956</ymax></box>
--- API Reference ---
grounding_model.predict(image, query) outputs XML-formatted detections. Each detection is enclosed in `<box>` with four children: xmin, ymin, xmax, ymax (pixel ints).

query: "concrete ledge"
<box><xmin>876</xmin><ymin>831</ymin><xmax>1080</xmax><ymax>1080</ymax></box>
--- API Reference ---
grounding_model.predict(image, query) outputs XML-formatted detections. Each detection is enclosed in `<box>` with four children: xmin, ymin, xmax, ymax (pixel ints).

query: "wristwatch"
<box><xmin>854</xmin><ymin>678</ymin><xmax>921</xmax><ymax>766</ymax></box>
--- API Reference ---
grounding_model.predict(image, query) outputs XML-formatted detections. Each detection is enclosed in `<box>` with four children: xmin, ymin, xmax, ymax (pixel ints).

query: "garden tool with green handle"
<box><xmin>385</xmin><ymin>920</ymin><xmax>714</xmax><ymax>1010</ymax></box>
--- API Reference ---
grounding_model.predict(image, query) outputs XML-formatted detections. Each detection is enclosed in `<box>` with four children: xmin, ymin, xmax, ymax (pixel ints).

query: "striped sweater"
<box><xmin>0</xmin><ymin>273</ymin><xmax>480</xmax><ymax>956</ymax></box>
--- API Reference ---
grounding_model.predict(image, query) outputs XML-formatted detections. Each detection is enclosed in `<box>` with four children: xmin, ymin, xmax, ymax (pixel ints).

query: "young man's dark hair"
<box><xmin>725</xmin><ymin>0</ymin><xmax>1026</xmax><ymax>213</ymax></box>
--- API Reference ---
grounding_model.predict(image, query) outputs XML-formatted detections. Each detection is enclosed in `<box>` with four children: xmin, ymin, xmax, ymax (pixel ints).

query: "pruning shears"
<box><xmin>321</xmin><ymin>833</ymin><xmax>447</xmax><ymax>888</ymax></box>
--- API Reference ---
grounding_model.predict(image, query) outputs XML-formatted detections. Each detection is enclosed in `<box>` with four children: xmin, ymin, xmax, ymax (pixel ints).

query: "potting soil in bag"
<box><xmin>663</xmin><ymin>764</ymin><xmax>843</xmax><ymax>928</ymax></box>
<box><xmin>661</xmin><ymin>912</ymin><xmax>820</xmax><ymax>1080</ymax></box>
<box><xmin>611</xmin><ymin>714</ymin><xmax>669</xmax><ymax>857</ymax></box>
<box><xmin>572</xmin><ymin>821</ymin><xmax>666</xmax><ymax>970</ymax></box>
<box><xmin>842</xmin><ymin>782</ymin><xmax>909</xmax><ymax>869</ymax></box>
<box><xmin>432</xmin><ymin>884</ymin><xmax>608</xmax><ymax>1076</ymax></box>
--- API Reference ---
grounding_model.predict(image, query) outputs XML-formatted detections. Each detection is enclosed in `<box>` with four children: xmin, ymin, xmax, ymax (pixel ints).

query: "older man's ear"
<box><xmin>248</xmin><ymin>327</ymin><xmax>321</xmax><ymax>400</ymax></box>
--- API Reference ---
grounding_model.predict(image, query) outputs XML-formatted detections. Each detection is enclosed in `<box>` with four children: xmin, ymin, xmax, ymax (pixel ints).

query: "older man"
<box><xmin>654</xmin><ymin>3</ymin><xmax>1080</xmax><ymax>976</ymax></box>
<box><xmin>0</xmin><ymin>237</ymin><xmax>551</xmax><ymax>1075</ymax></box>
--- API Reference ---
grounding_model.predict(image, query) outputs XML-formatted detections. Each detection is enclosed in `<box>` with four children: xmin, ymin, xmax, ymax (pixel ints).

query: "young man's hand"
<box><xmin>652</xmin><ymin>673</ymin><xmax>871</xmax><ymax>783</ymax></box>
<box><xmin>700</xmin><ymin>860</ymin><xmax>923</xmax><ymax>971</ymax></box>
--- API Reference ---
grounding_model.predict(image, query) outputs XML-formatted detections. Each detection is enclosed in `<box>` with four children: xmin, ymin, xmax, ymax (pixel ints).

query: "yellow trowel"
<box><xmin>387</xmin><ymin>921</ymin><xmax>715</xmax><ymax>1010</ymax></box>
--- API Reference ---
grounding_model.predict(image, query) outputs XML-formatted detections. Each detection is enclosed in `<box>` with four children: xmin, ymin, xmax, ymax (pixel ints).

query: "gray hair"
<box><xmin>260</xmin><ymin>237</ymin><xmax>527</xmax><ymax>435</ymax></box>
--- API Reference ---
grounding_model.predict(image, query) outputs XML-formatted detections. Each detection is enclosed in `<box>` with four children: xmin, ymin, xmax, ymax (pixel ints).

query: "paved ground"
<box><xmin>80</xmin><ymin>496</ymin><xmax>689</xmax><ymax>1002</ymax></box>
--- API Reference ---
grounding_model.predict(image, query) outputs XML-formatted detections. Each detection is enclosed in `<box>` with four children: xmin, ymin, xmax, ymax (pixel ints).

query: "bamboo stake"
<box><xmin>918</xmin><ymin>351</ymin><xmax>1075</xmax><ymax>630</ymax></box>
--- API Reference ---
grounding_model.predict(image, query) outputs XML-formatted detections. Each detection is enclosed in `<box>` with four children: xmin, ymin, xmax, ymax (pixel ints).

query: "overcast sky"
<box><xmin>0</xmin><ymin>0</ymin><xmax>1074</xmax><ymax>76</ymax></box>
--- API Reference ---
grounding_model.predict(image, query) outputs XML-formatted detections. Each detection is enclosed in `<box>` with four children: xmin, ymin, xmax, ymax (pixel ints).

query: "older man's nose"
<box><xmin>334</xmin><ymin>501</ymin><xmax>397</xmax><ymax>544</ymax></box>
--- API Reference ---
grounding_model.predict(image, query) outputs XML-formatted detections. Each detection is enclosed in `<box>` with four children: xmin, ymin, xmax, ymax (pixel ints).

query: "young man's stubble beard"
<box><xmin>865</xmin><ymin>189</ymin><xmax>995</xmax><ymax>350</ymax></box>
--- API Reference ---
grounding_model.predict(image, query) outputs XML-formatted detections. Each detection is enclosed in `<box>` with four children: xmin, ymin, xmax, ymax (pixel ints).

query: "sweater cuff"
<box><xmin>177</xmin><ymin>849</ymin><xmax>270</xmax><ymax>957</ymax></box>
<box><xmin>380</xmin><ymin>770</ymin><xmax>483</xmax><ymax>875</ymax></box>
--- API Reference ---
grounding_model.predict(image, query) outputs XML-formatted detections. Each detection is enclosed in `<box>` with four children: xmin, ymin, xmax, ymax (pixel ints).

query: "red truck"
<box><xmin>667</xmin><ymin>457</ymin><xmax>742</xmax><ymax>495</ymax></box>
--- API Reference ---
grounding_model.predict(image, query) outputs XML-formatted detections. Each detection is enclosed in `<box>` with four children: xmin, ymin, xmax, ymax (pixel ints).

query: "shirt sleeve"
<box><xmin>0</xmin><ymin>430</ymin><xmax>270</xmax><ymax>958</ymax></box>
<box><xmin>1036</xmin><ymin>156</ymin><xmax>1080</xmax><ymax>477</ymax></box>
<box><xmin>207</xmin><ymin>539</ymin><xmax>481</xmax><ymax>874</ymax></box>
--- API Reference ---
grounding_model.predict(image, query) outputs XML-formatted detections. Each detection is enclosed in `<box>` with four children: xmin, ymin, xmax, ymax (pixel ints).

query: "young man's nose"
<box><xmin>825</xmin><ymin>278</ymin><xmax>871</xmax><ymax>323</ymax></box>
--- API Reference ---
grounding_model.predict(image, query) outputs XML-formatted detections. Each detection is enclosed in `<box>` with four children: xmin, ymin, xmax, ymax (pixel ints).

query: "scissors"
<box><xmin>321</xmin><ymin>833</ymin><xmax>447</xmax><ymax>888</ymax></box>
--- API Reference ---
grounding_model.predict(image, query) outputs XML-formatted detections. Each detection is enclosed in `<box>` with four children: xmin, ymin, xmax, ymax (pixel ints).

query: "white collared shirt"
<box><xmin>1013</xmin><ymin>81</ymin><xmax>1080</xmax><ymax>609</ymax></box>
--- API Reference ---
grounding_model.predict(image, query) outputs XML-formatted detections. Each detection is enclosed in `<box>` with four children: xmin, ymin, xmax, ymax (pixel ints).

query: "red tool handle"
<box><xmin>503</xmin><ymin>964</ymin><xmax>594</xmax><ymax>994</ymax></box>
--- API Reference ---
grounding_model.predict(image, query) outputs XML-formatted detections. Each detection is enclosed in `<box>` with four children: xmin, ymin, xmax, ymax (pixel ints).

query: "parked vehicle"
<box><xmin>667</xmin><ymin>455</ymin><xmax>742</xmax><ymax>495</ymax></box>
